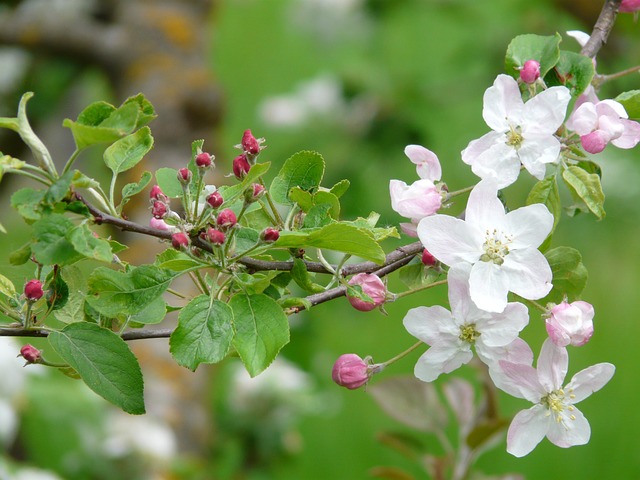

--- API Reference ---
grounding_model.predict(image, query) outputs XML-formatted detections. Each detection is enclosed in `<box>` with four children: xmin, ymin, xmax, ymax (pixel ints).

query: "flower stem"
<box><xmin>392</xmin><ymin>278</ymin><xmax>448</xmax><ymax>300</ymax></box>
<box><xmin>380</xmin><ymin>340</ymin><xmax>424</xmax><ymax>368</ymax></box>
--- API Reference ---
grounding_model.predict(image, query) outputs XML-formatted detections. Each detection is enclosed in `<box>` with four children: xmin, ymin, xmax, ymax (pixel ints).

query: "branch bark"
<box><xmin>581</xmin><ymin>0</ymin><xmax>623</xmax><ymax>59</ymax></box>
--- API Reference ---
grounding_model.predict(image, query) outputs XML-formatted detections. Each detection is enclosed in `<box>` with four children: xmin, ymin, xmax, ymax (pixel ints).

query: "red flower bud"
<box><xmin>421</xmin><ymin>248</ymin><xmax>437</xmax><ymax>267</ymax></box>
<box><xmin>20</xmin><ymin>344</ymin><xmax>42</xmax><ymax>364</ymax></box>
<box><xmin>241</xmin><ymin>129</ymin><xmax>261</xmax><ymax>155</ymax></box>
<box><xmin>171</xmin><ymin>232</ymin><xmax>190</xmax><ymax>250</ymax></box>
<box><xmin>152</xmin><ymin>201</ymin><xmax>168</xmax><ymax>219</ymax></box>
<box><xmin>332</xmin><ymin>354</ymin><xmax>371</xmax><ymax>390</ymax></box>
<box><xmin>24</xmin><ymin>279</ymin><xmax>44</xmax><ymax>301</ymax></box>
<box><xmin>205</xmin><ymin>228</ymin><xmax>225</xmax><ymax>245</ymax></box>
<box><xmin>195</xmin><ymin>152</ymin><xmax>213</xmax><ymax>168</ymax></box>
<box><xmin>245</xmin><ymin>183</ymin><xmax>265</xmax><ymax>203</ymax></box>
<box><xmin>217</xmin><ymin>209</ymin><xmax>237</xmax><ymax>229</ymax></box>
<box><xmin>520</xmin><ymin>59</ymin><xmax>540</xmax><ymax>84</ymax></box>
<box><xmin>260</xmin><ymin>227</ymin><xmax>280</xmax><ymax>243</ymax></box>
<box><xmin>206</xmin><ymin>191</ymin><xmax>224</xmax><ymax>209</ymax></box>
<box><xmin>177</xmin><ymin>167</ymin><xmax>192</xmax><ymax>184</ymax></box>
<box><xmin>232</xmin><ymin>154</ymin><xmax>251</xmax><ymax>179</ymax></box>
<box><xmin>347</xmin><ymin>273</ymin><xmax>386</xmax><ymax>312</ymax></box>
<box><xmin>150</xmin><ymin>185</ymin><xmax>167</xmax><ymax>202</ymax></box>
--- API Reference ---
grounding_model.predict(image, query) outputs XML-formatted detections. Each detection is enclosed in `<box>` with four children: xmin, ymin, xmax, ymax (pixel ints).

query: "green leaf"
<box><xmin>562</xmin><ymin>165</ymin><xmax>605</xmax><ymax>219</ymax></box>
<box><xmin>129</xmin><ymin>296</ymin><xmax>166</xmax><ymax>325</ymax></box>
<box><xmin>155</xmin><ymin>249</ymin><xmax>206</xmax><ymax>272</ymax></box>
<box><xmin>277</xmin><ymin>223</ymin><xmax>386</xmax><ymax>264</ymax></box>
<box><xmin>278</xmin><ymin>296</ymin><xmax>312</xmax><ymax>311</ymax></box>
<box><xmin>343</xmin><ymin>212</ymin><xmax>400</xmax><ymax>241</ymax></box>
<box><xmin>11</xmin><ymin>188</ymin><xmax>45</xmax><ymax>222</ymax></box>
<box><xmin>43</xmin><ymin>171</ymin><xmax>74</xmax><ymax>204</ymax></box>
<box><xmin>545</xmin><ymin>50</ymin><xmax>595</xmax><ymax>99</ymax></box>
<box><xmin>68</xmin><ymin>223</ymin><xmax>113</xmax><ymax>263</ymax></box>
<box><xmin>230</xmin><ymin>293</ymin><xmax>290</xmax><ymax>377</ymax></box>
<box><xmin>329</xmin><ymin>179</ymin><xmax>350</xmax><ymax>198</ymax></box>
<box><xmin>53</xmin><ymin>265</ymin><xmax>87</xmax><ymax>324</ymax></box>
<box><xmin>398</xmin><ymin>263</ymin><xmax>441</xmax><ymax>290</ymax></box>
<box><xmin>32</xmin><ymin>214</ymin><xmax>83</xmax><ymax>265</ymax></box>
<box><xmin>104</xmin><ymin>127</ymin><xmax>154</xmax><ymax>175</ymax></box>
<box><xmin>615</xmin><ymin>90</ymin><xmax>640</xmax><ymax>119</ymax></box>
<box><xmin>86</xmin><ymin>265</ymin><xmax>175</xmax><ymax>317</ymax></box>
<box><xmin>270</xmin><ymin>151</ymin><xmax>325</xmax><ymax>205</ymax></box>
<box><xmin>120</xmin><ymin>171</ymin><xmax>152</xmax><ymax>211</ymax></box>
<box><xmin>9</xmin><ymin>243</ymin><xmax>32</xmax><ymax>265</ymax></box>
<box><xmin>291</xmin><ymin>258</ymin><xmax>325</xmax><ymax>293</ymax></box>
<box><xmin>123</xmin><ymin>93</ymin><xmax>157</xmax><ymax>129</ymax></box>
<box><xmin>48</xmin><ymin>323</ymin><xmax>145</xmax><ymax>414</ymax></box>
<box><xmin>288</xmin><ymin>187</ymin><xmax>314</xmax><ymax>210</ymax></box>
<box><xmin>170</xmin><ymin>295</ymin><xmax>235</xmax><ymax>371</ymax></box>
<box><xmin>71</xmin><ymin>171</ymin><xmax>100</xmax><ymax>189</ymax></box>
<box><xmin>303</xmin><ymin>204</ymin><xmax>333</xmax><ymax>228</ymax></box>
<box><xmin>155</xmin><ymin>167</ymin><xmax>184</xmax><ymax>198</ymax></box>
<box><xmin>45</xmin><ymin>269</ymin><xmax>69</xmax><ymax>311</ymax></box>
<box><xmin>0</xmin><ymin>273</ymin><xmax>16</xmax><ymax>298</ymax></box>
<box><xmin>221</xmin><ymin>162</ymin><xmax>271</xmax><ymax>203</ymax></box>
<box><xmin>527</xmin><ymin>176</ymin><xmax>561</xmax><ymax>232</ymax></box>
<box><xmin>0</xmin><ymin>153</ymin><xmax>26</xmax><ymax>182</ymax></box>
<box><xmin>505</xmin><ymin>33</ymin><xmax>561</xmax><ymax>79</ymax></box>
<box><xmin>233</xmin><ymin>227</ymin><xmax>260</xmax><ymax>254</ymax></box>
<box><xmin>544</xmin><ymin>246</ymin><xmax>588</xmax><ymax>303</ymax></box>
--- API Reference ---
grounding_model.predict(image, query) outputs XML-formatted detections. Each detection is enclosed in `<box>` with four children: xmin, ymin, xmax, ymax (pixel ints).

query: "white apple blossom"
<box><xmin>403</xmin><ymin>263</ymin><xmax>529</xmax><ymax>382</ymax></box>
<box><xmin>462</xmin><ymin>74</ymin><xmax>571</xmax><ymax>188</ymax></box>
<box><xmin>418</xmin><ymin>180</ymin><xmax>553</xmax><ymax>313</ymax></box>
<box><xmin>405</xmin><ymin>144</ymin><xmax>442</xmax><ymax>181</ymax></box>
<box><xmin>497</xmin><ymin>339</ymin><xmax>615</xmax><ymax>457</ymax></box>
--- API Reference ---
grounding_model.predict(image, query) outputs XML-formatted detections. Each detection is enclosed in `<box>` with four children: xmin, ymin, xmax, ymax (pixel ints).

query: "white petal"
<box><xmin>507</xmin><ymin>405</ymin><xmax>551</xmax><ymax>457</ymax></box>
<box><xmin>483</xmin><ymin>74</ymin><xmax>524</xmax><ymax>132</ymax></box>
<box><xmin>414</xmin><ymin>343</ymin><xmax>473</xmax><ymax>382</ymax></box>
<box><xmin>504</xmin><ymin>203</ymin><xmax>554</xmax><ymax>249</ymax></box>
<box><xmin>469</xmin><ymin>261</ymin><xmax>509</xmax><ymax>313</ymax></box>
<box><xmin>417</xmin><ymin>215</ymin><xmax>482</xmax><ymax>266</ymax></box>
<box><xmin>523</xmin><ymin>86</ymin><xmax>571</xmax><ymax>134</ymax></box>
<box><xmin>462</xmin><ymin>131</ymin><xmax>503</xmax><ymax>165</ymax></box>
<box><xmin>566</xmin><ymin>102</ymin><xmax>598</xmax><ymax>135</ymax></box>
<box><xmin>566</xmin><ymin>362</ymin><xmax>615</xmax><ymax>403</ymax></box>
<box><xmin>499</xmin><ymin>360</ymin><xmax>545</xmax><ymax>401</ymax></box>
<box><xmin>468</xmin><ymin>138</ymin><xmax>522</xmax><ymax>189</ymax></box>
<box><xmin>537</xmin><ymin>339</ymin><xmax>568</xmax><ymax>391</ymax></box>
<box><xmin>547</xmin><ymin>407</ymin><xmax>590</xmax><ymax>448</ymax></box>
<box><xmin>476</xmin><ymin>302</ymin><xmax>529</xmax><ymax>347</ymax></box>
<box><xmin>403</xmin><ymin>306</ymin><xmax>458</xmax><ymax>344</ymax></box>
<box><xmin>465</xmin><ymin>180</ymin><xmax>506</xmax><ymax>231</ymax></box>
<box><xmin>405</xmin><ymin>144</ymin><xmax>442</xmax><ymax>181</ymax></box>
<box><xmin>501</xmin><ymin>248</ymin><xmax>552</xmax><ymax>300</ymax></box>
<box><xmin>611</xmin><ymin>119</ymin><xmax>640</xmax><ymax>149</ymax></box>
<box><xmin>566</xmin><ymin>30</ymin><xmax>591</xmax><ymax>47</ymax></box>
<box><xmin>517</xmin><ymin>133</ymin><xmax>562</xmax><ymax>179</ymax></box>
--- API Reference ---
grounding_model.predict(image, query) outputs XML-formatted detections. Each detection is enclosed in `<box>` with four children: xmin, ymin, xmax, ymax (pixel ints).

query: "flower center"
<box><xmin>479</xmin><ymin>229</ymin><xmax>511</xmax><ymax>265</ymax></box>
<box><xmin>541</xmin><ymin>388</ymin><xmax>578</xmax><ymax>428</ymax></box>
<box><xmin>459</xmin><ymin>324</ymin><xmax>480</xmax><ymax>344</ymax></box>
<box><xmin>506</xmin><ymin>125</ymin><xmax>524</xmax><ymax>148</ymax></box>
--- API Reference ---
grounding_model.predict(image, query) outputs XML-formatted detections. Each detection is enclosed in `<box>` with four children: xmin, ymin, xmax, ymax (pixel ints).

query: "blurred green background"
<box><xmin>1</xmin><ymin>0</ymin><xmax>639</xmax><ymax>479</ymax></box>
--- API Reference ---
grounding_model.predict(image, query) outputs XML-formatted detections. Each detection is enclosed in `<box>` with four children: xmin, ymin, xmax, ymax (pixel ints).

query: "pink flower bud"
<box><xmin>246</xmin><ymin>183</ymin><xmax>265</xmax><ymax>203</ymax></box>
<box><xmin>520</xmin><ymin>60</ymin><xmax>540</xmax><ymax>84</ymax></box>
<box><xmin>205</xmin><ymin>228</ymin><xmax>225</xmax><ymax>245</ymax></box>
<box><xmin>150</xmin><ymin>217</ymin><xmax>171</xmax><ymax>231</ymax></box>
<box><xmin>217</xmin><ymin>209</ymin><xmax>237</xmax><ymax>229</ymax></box>
<box><xmin>347</xmin><ymin>273</ymin><xmax>386</xmax><ymax>312</ymax></box>
<box><xmin>390</xmin><ymin>179</ymin><xmax>442</xmax><ymax>220</ymax></box>
<box><xmin>242</xmin><ymin>129</ymin><xmax>262</xmax><ymax>155</ymax></box>
<box><xmin>546</xmin><ymin>300</ymin><xmax>594</xmax><ymax>347</ymax></box>
<box><xmin>195</xmin><ymin>152</ymin><xmax>213</xmax><ymax>168</ymax></box>
<box><xmin>150</xmin><ymin>185</ymin><xmax>167</xmax><ymax>202</ymax></box>
<box><xmin>177</xmin><ymin>167</ymin><xmax>192</xmax><ymax>184</ymax></box>
<box><xmin>20</xmin><ymin>344</ymin><xmax>42</xmax><ymax>364</ymax></box>
<box><xmin>332</xmin><ymin>354</ymin><xmax>371</xmax><ymax>390</ymax></box>
<box><xmin>260</xmin><ymin>227</ymin><xmax>280</xmax><ymax>243</ymax></box>
<box><xmin>421</xmin><ymin>248</ymin><xmax>437</xmax><ymax>267</ymax></box>
<box><xmin>171</xmin><ymin>232</ymin><xmax>190</xmax><ymax>250</ymax></box>
<box><xmin>232</xmin><ymin>154</ymin><xmax>251</xmax><ymax>179</ymax></box>
<box><xmin>620</xmin><ymin>0</ymin><xmax>640</xmax><ymax>13</ymax></box>
<box><xmin>152</xmin><ymin>201</ymin><xmax>168</xmax><ymax>219</ymax></box>
<box><xmin>580</xmin><ymin>130</ymin><xmax>609</xmax><ymax>154</ymax></box>
<box><xmin>24</xmin><ymin>279</ymin><xmax>44</xmax><ymax>301</ymax></box>
<box><xmin>206</xmin><ymin>191</ymin><xmax>224</xmax><ymax>209</ymax></box>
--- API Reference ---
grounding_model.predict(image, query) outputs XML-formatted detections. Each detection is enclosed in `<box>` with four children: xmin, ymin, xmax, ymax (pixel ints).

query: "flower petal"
<box><xmin>414</xmin><ymin>343</ymin><xmax>473</xmax><ymax>382</ymax></box>
<box><xmin>476</xmin><ymin>301</ymin><xmax>529</xmax><ymax>347</ymax></box>
<box><xmin>537</xmin><ymin>338</ymin><xmax>568</xmax><ymax>392</ymax></box>
<box><xmin>501</xmin><ymin>248</ymin><xmax>553</xmax><ymax>300</ymax></box>
<box><xmin>405</xmin><ymin>144</ymin><xmax>442</xmax><ymax>181</ymax></box>
<box><xmin>446</xmin><ymin>263</ymin><xmax>475</xmax><ymax>321</ymax></box>
<box><xmin>567</xmin><ymin>102</ymin><xmax>598</xmax><ymax>135</ymax></box>
<box><xmin>466</xmin><ymin>139</ymin><xmax>522</xmax><ymax>189</ymax></box>
<box><xmin>465</xmin><ymin>180</ymin><xmax>507</xmax><ymax>231</ymax></box>
<box><xmin>611</xmin><ymin>118</ymin><xmax>640</xmax><ymax>149</ymax></box>
<box><xmin>507</xmin><ymin>405</ymin><xmax>551</xmax><ymax>457</ymax></box>
<box><xmin>522</xmin><ymin>86</ymin><xmax>571</xmax><ymax>134</ymax></box>
<box><xmin>546</xmin><ymin>407</ymin><xmax>590</xmax><ymax>448</ymax></box>
<box><xmin>517</xmin><ymin>133</ymin><xmax>562</xmax><ymax>179</ymax></box>
<box><xmin>417</xmin><ymin>215</ymin><xmax>482</xmax><ymax>266</ymax></box>
<box><xmin>469</xmin><ymin>261</ymin><xmax>509</xmax><ymax>313</ymax></box>
<box><xmin>403</xmin><ymin>306</ymin><xmax>458</xmax><ymax>345</ymax></box>
<box><xmin>483</xmin><ymin>74</ymin><xmax>524</xmax><ymax>132</ymax></box>
<box><xmin>566</xmin><ymin>362</ymin><xmax>615</xmax><ymax>403</ymax></box>
<box><xmin>504</xmin><ymin>203</ymin><xmax>554</xmax><ymax>249</ymax></box>
<box><xmin>498</xmin><ymin>360</ymin><xmax>544</xmax><ymax>401</ymax></box>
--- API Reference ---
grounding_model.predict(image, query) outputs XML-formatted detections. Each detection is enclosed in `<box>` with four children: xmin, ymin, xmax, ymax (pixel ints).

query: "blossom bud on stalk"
<box><xmin>195</xmin><ymin>152</ymin><xmax>213</xmax><ymax>168</ymax></box>
<box><xmin>152</xmin><ymin>201</ymin><xmax>168</xmax><ymax>219</ymax></box>
<box><xmin>206</xmin><ymin>191</ymin><xmax>224</xmax><ymax>209</ymax></box>
<box><xmin>519</xmin><ymin>59</ymin><xmax>540</xmax><ymax>84</ymax></box>
<box><xmin>24</xmin><ymin>279</ymin><xmax>44</xmax><ymax>301</ymax></box>
<box><xmin>232</xmin><ymin>154</ymin><xmax>251</xmax><ymax>179</ymax></box>
<box><xmin>150</xmin><ymin>185</ymin><xmax>167</xmax><ymax>202</ymax></box>
<box><xmin>177</xmin><ymin>167</ymin><xmax>192</xmax><ymax>184</ymax></box>
<box><xmin>205</xmin><ymin>228</ymin><xmax>225</xmax><ymax>245</ymax></box>
<box><xmin>620</xmin><ymin>0</ymin><xmax>640</xmax><ymax>13</ymax></box>
<box><xmin>245</xmin><ymin>183</ymin><xmax>265</xmax><ymax>203</ymax></box>
<box><xmin>150</xmin><ymin>217</ymin><xmax>171</xmax><ymax>231</ymax></box>
<box><xmin>332</xmin><ymin>353</ymin><xmax>381</xmax><ymax>390</ymax></box>
<box><xmin>19</xmin><ymin>344</ymin><xmax>42</xmax><ymax>364</ymax></box>
<box><xmin>545</xmin><ymin>300</ymin><xmax>594</xmax><ymax>347</ymax></box>
<box><xmin>347</xmin><ymin>273</ymin><xmax>387</xmax><ymax>312</ymax></box>
<box><xmin>421</xmin><ymin>248</ymin><xmax>437</xmax><ymax>267</ymax></box>
<box><xmin>241</xmin><ymin>129</ymin><xmax>262</xmax><ymax>156</ymax></box>
<box><xmin>260</xmin><ymin>227</ymin><xmax>280</xmax><ymax>243</ymax></box>
<box><xmin>217</xmin><ymin>209</ymin><xmax>237</xmax><ymax>229</ymax></box>
<box><xmin>171</xmin><ymin>232</ymin><xmax>190</xmax><ymax>250</ymax></box>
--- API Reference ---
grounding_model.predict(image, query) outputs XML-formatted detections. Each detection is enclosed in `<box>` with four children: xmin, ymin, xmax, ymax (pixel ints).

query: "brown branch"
<box><xmin>581</xmin><ymin>0</ymin><xmax>623</xmax><ymax>59</ymax></box>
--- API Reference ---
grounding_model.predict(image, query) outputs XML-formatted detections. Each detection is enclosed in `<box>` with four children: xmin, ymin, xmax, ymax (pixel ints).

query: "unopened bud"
<box><xmin>150</xmin><ymin>185</ymin><xmax>167</xmax><ymax>202</ymax></box>
<box><xmin>206</xmin><ymin>191</ymin><xmax>224</xmax><ymax>209</ymax></box>
<box><xmin>205</xmin><ymin>228</ymin><xmax>225</xmax><ymax>245</ymax></box>
<box><xmin>20</xmin><ymin>344</ymin><xmax>42</xmax><ymax>364</ymax></box>
<box><xmin>195</xmin><ymin>152</ymin><xmax>214</xmax><ymax>168</ymax></box>
<box><xmin>520</xmin><ymin>60</ymin><xmax>540</xmax><ymax>84</ymax></box>
<box><xmin>241</xmin><ymin>129</ymin><xmax>261</xmax><ymax>156</ymax></box>
<box><xmin>260</xmin><ymin>227</ymin><xmax>280</xmax><ymax>243</ymax></box>
<box><xmin>217</xmin><ymin>209</ymin><xmax>237</xmax><ymax>229</ymax></box>
<box><xmin>347</xmin><ymin>273</ymin><xmax>387</xmax><ymax>312</ymax></box>
<box><xmin>178</xmin><ymin>167</ymin><xmax>192</xmax><ymax>184</ymax></box>
<box><xmin>24</xmin><ymin>279</ymin><xmax>44</xmax><ymax>301</ymax></box>
<box><xmin>546</xmin><ymin>300</ymin><xmax>594</xmax><ymax>347</ymax></box>
<box><xmin>245</xmin><ymin>183</ymin><xmax>266</xmax><ymax>203</ymax></box>
<box><xmin>421</xmin><ymin>248</ymin><xmax>437</xmax><ymax>267</ymax></box>
<box><xmin>152</xmin><ymin>201</ymin><xmax>168</xmax><ymax>219</ymax></box>
<box><xmin>171</xmin><ymin>232</ymin><xmax>190</xmax><ymax>250</ymax></box>
<box><xmin>620</xmin><ymin>0</ymin><xmax>640</xmax><ymax>13</ymax></box>
<box><xmin>232</xmin><ymin>154</ymin><xmax>251</xmax><ymax>179</ymax></box>
<box><xmin>332</xmin><ymin>354</ymin><xmax>373</xmax><ymax>390</ymax></box>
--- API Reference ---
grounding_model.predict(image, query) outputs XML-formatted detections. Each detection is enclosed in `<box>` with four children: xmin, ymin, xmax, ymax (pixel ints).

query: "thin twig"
<box><xmin>581</xmin><ymin>0</ymin><xmax>623</xmax><ymax>59</ymax></box>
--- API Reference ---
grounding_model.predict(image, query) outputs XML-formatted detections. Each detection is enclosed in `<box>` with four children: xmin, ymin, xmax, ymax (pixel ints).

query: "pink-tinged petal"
<box><xmin>403</xmin><ymin>306</ymin><xmax>458</xmax><ymax>345</ymax></box>
<box><xmin>486</xmin><ymin>339</ymin><xmax>533</xmax><ymax>391</ymax></box>
<box><xmin>414</xmin><ymin>343</ymin><xmax>473</xmax><ymax>382</ymax></box>
<box><xmin>611</xmin><ymin>119</ymin><xmax>640</xmax><ymax>149</ymax></box>
<box><xmin>498</xmin><ymin>337</ymin><xmax>534</xmax><ymax>365</ymax></box>
<box><xmin>581</xmin><ymin>130</ymin><xmax>609</xmax><ymax>154</ymax></box>
<box><xmin>522</xmin><ymin>86</ymin><xmax>571</xmax><ymax>134</ymax></box>
<box><xmin>483</xmin><ymin>74</ymin><xmax>524</xmax><ymax>131</ymax></box>
<box><xmin>566</xmin><ymin>102</ymin><xmax>598</xmax><ymax>135</ymax></box>
<box><xmin>417</xmin><ymin>215</ymin><xmax>482</xmax><ymax>266</ymax></box>
<box><xmin>507</xmin><ymin>405</ymin><xmax>551</xmax><ymax>457</ymax></box>
<box><xmin>504</xmin><ymin>203</ymin><xmax>553</xmax><ymax>249</ymax></box>
<box><xmin>405</xmin><ymin>144</ymin><xmax>442</xmax><ymax>181</ymax></box>
<box><xmin>461</xmin><ymin>131</ymin><xmax>504</xmax><ymax>166</ymax></box>
<box><xmin>501</xmin><ymin>248</ymin><xmax>552</xmax><ymax>300</ymax></box>
<box><xmin>565</xmin><ymin>363</ymin><xmax>615</xmax><ymax>403</ymax></box>
<box><xmin>465</xmin><ymin>180</ymin><xmax>507</xmax><ymax>231</ymax></box>
<box><xmin>446</xmin><ymin>263</ymin><xmax>474</xmax><ymax>321</ymax></box>
<box><xmin>469</xmin><ymin>261</ymin><xmax>510</xmax><ymax>313</ymax></box>
<box><xmin>499</xmin><ymin>360</ymin><xmax>544</xmax><ymax>401</ymax></box>
<box><xmin>399</xmin><ymin>221</ymin><xmax>418</xmax><ymax>237</ymax></box>
<box><xmin>596</xmin><ymin>99</ymin><xmax>628</xmax><ymax>119</ymax></box>
<box><xmin>390</xmin><ymin>179</ymin><xmax>441</xmax><ymax>219</ymax></box>
<box><xmin>517</xmin><ymin>133</ymin><xmax>562</xmax><ymax>178</ymax></box>
<box><xmin>537</xmin><ymin>338</ymin><xmax>568</xmax><ymax>392</ymax></box>
<box><xmin>468</xmin><ymin>140</ymin><xmax>522</xmax><ymax>189</ymax></box>
<box><xmin>547</xmin><ymin>407</ymin><xmax>590</xmax><ymax>448</ymax></box>
<box><xmin>476</xmin><ymin>302</ymin><xmax>529</xmax><ymax>347</ymax></box>
<box><xmin>597</xmin><ymin>115</ymin><xmax>625</xmax><ymax>141</ymax></box>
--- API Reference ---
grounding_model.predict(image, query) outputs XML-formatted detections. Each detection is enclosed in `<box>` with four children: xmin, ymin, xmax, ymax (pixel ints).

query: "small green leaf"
<box><xmin>120</xmin><ymin>171</ymin><xmax>152</xmax><ymax>211</ymax></box>
<box><xmin>288</xmin><ymin>187</ymin><xmax>314</xmax><ymax>210</ymax></box>
<box><xmin>233</xmin><ymin>227</ymin><xmax>260</xmax><ymax>254</ymax></box>
<box><xmin>291</xmin><ymin>258</ymin><xmax>325</xmax><ymax>293</ymax></box>
<box><xmin>104</xmin><ymin>127</ymin><xmax>154</xmax><ymax>175</ymax></box>
<box><xmin>505</xmin><ymin>33</ymin><xmax>561</xmax><ymax>79</ymax></box>
<box><xmin>527</xmin><ymin>176</ymin><xmax>561</xmax><ymax>232</ymax></box>
<box><xmin>278</xmin><ymin>297</ymin><xmax>312</xmax><ymax>311</ymax></box>
<box><xmin>129</xmin><ymin>297</ymin><xmax>166</xmax><ymax>325</ymax></box>
<box><xmin>32</xmin><ymin>214</ymin><xmax>83</xmax><ymax>265</ymax></box>
<box><xmin>270</xmin><ymin>151</ymin><xmax>325</xmax><ymax>205</ymax></box>
<box><xmin>303</xmin><ymin>204</ymin><xmax>333</xmax><ymax>228</ymax></box>
<box><xmin>545</xmin><ymin>50</ymin><xmax>595</xmax><ymax>99</ymax></box>
<box><xmin>329</xmin><ymin>179</ymin><xmax>350</xmax><ymax>198</ymax></box>
<box><xmin>45</xmin><ymin>269</ymin><xmax>69</xmax><ymax>311</ymax></box>
<box><xmin>123</xmin><ymin>93</ymin><xmax>157</xmax><ymax>129</ymax></box>
<box><xmin>170</xmin><ymin>295</ymin><xmax>235</xmax><ymax>371</ymax></box>
<box><xmin>68</xmin><ymin>223</ymin><xmax>113</xmax><ymax>263</ymax></box>
<box><xmin>230</xmin><ymin>293</ymin><xmax>290</xmax><ymax>377</ymax></box>
<box><xmin>72</xmin><ymin>171</ymin><xmax>100</xmax><ymax>189</ymax></box>
<box><xmin>9</xmin><ymin>243</ymin><xmax>32</xmax><ymax>265</ymax></box>
<box><xmin>0</xmin><ymin>273</ymin><xmax>16</xmax><ymax>298</ymax></box>
<box><xmin>11</xmin><ymin>188</ymin><xmax>45</xmax><ymax>222</ymax></box>
<box><xmin>615</xmin><ymin>90</ymin><xmax>640</xmax><ymax>119</ymax></box>
<box><xmin>221</xmin><ymin>162</ymin><xmax>271</xmax><ymax>203</ymax></box>
<box><xmin>562</xmin><ymin>165</ymin><xmax>605</xmax><ymax>219</ymax></box>
<box><xmin>155</xmin><ymin>249</ymin><xmax>206</xmax><ymax>272</ymax></box>
<box><xmin>398</xmin><ymin>263</ymin><xmax>441</xmax><ymax>289</ymax></box>
<box><xmin>155</xmin><ymin>167</ymin><xmax>184</xmax><ymax>198</ymax></box>
<box><xmin>0</xmin><ymin>153</ymin><xmax>26</xmax><ymax>182</ymax></box>
<box><xmin>48</xmin><ymin>323</ymin><xmax>145</xmax><ymax>414</ymax></box>
<box><xmin>544</xmin><ymin>246</ymin><xmax>588</xmax><ymax>303</ymax></box>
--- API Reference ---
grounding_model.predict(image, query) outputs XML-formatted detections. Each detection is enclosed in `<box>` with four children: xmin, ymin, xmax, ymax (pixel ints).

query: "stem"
<box><xmin>446</xmin><ymin>184</ymin><xmax>475</xmax><ymax>199</ymax></box>
<box><xmin>167</xmin><ymin>287</ymin><xmax>188</xmax><ymax>299</ymax></box>
<box><xmin>109</xmin><ymin>173</ymin><xmax>117</xmax><ymax>213</ymax></box>
<box><xmin>62</xmin><ymin>148</ymin><xmax>82</xmax><ymax>175</ymax></box>
<box><xmin>594</xmin><ymin>64</ymin><xmax>640</xmax><ymax>87</ymax></box>
<box><xmin>316</xmin><ymin>250</ymin><xmax>337</xmax><ymax>275</ymax></box>
<box><xmin>581</xmin><ymin>0</ymin><xmax>623</xmax><ymax>59</ymax></box>
<box><xmin>392</xmin><ymin>278</ymin><xmax>448</xmax><ymax>301</ymax></box>
<box><xmin>259</xmin><ymin>178</ymin><xmax>284</xmax><ymax>228</ymax></box>
<box><xmin>13</xmin><ymin>169</ymin><xmax>51</xmax><ymax>186</ymax></box>
<box><xmin>380</xmin><ymin>340</ymin><xmax>423</xmax><ymax>368</ymax></box>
